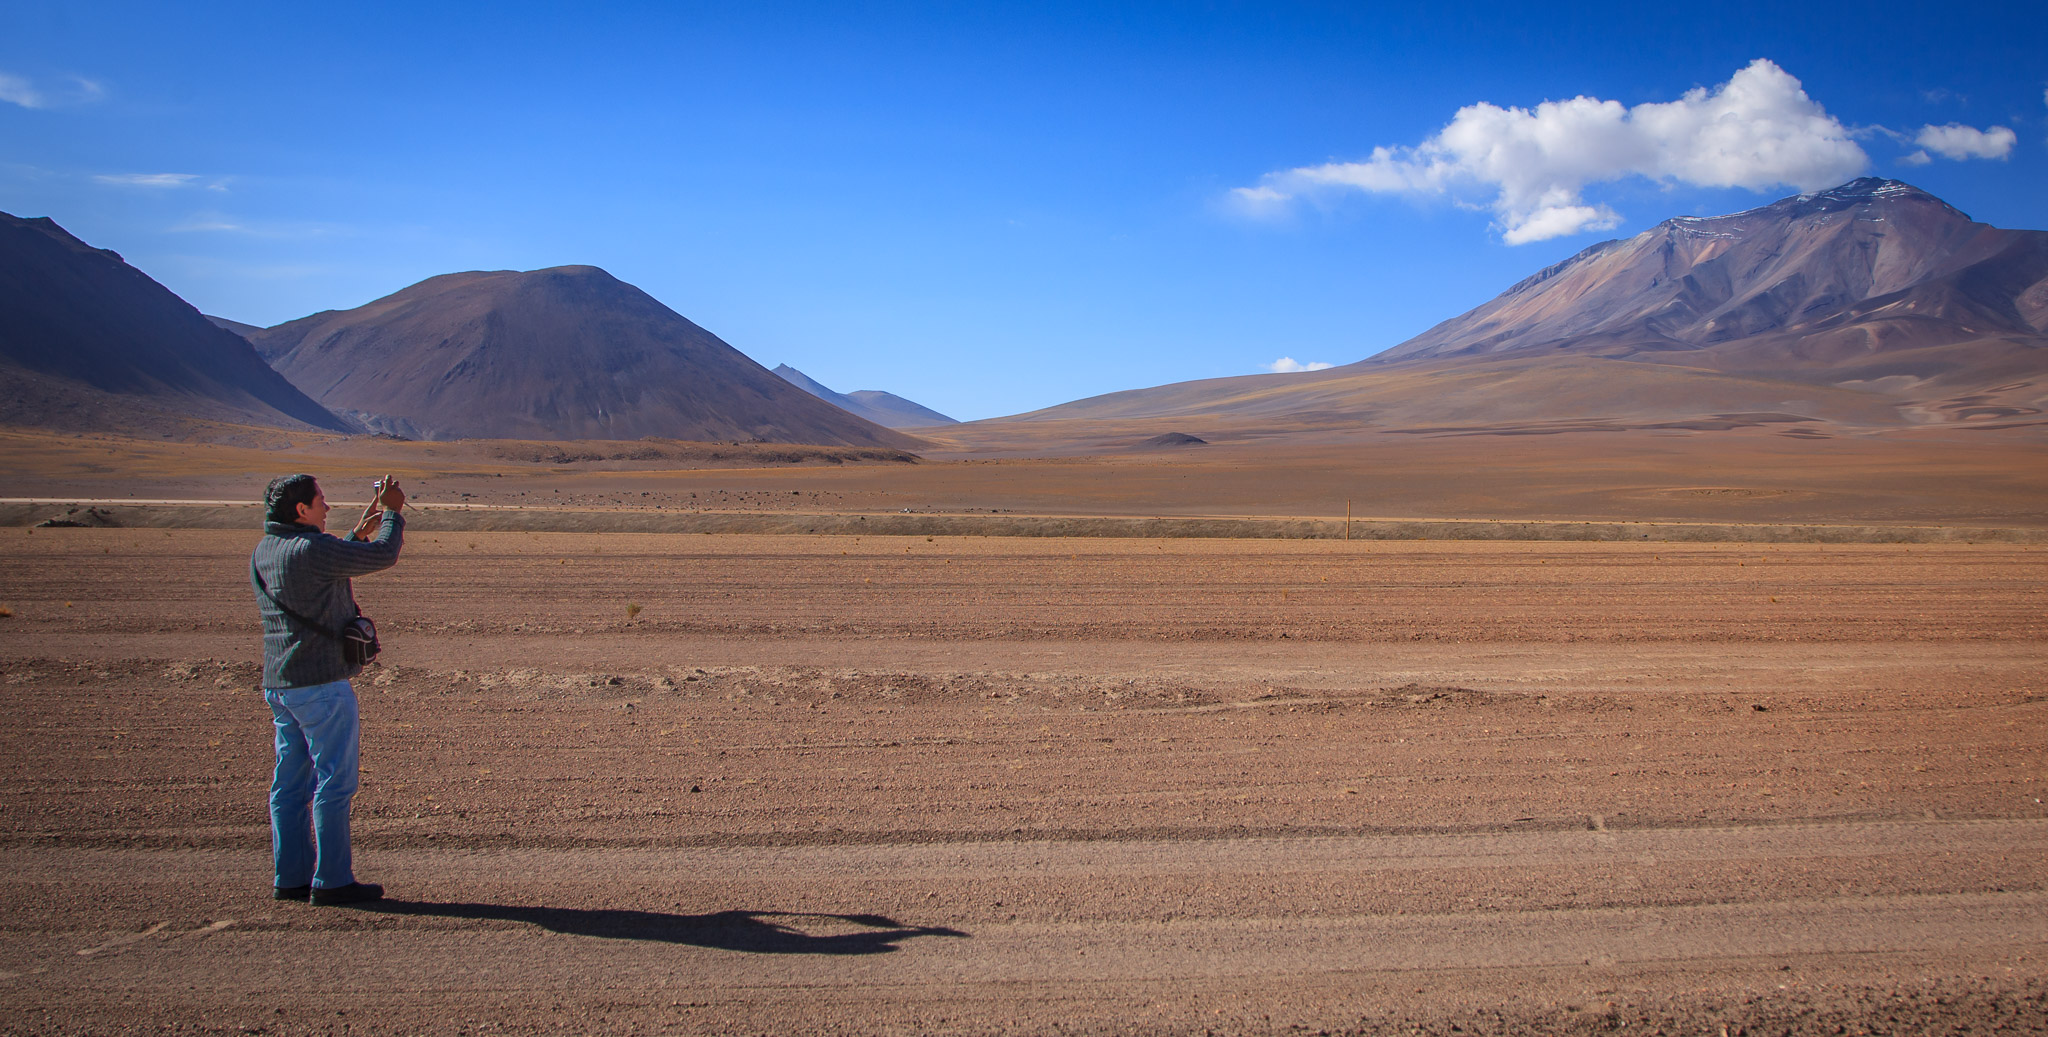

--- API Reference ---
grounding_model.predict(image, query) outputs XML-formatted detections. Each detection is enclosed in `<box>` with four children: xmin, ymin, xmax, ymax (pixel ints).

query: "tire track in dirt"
<box><xmin>4</xmin><ymin>821</ymin><xmax>2045</xmax><ymax>1033</ymax></box>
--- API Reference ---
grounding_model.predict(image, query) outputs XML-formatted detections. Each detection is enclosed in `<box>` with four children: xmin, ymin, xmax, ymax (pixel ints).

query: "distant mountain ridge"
<box><xmin>990</xmin><ymin>178</ymin><xmax>2048</xmax><ymax>433</ymax></box>
<box><xmin>245</xmin><ymin>266</ymin><xmax>919</xmax><ymax>446</ymax></box>
<box><xmin>772</xmin><ymin>364</ymin><xmax>958</xmax><ymax>428</ymax></box>
<box><xmin>206</xmin><ymin>314</ymin><xmax>265</xmax><ymax>339</ymax></box>
<box><xmin>0</xmin><ymin>212</ymin><xmax>352</xmax><ymax>434</ymax></box>
<box><xmin>1372</xmin><ymin>178</ymin><xmax>2046</xmax><ymax>365</ymax></box>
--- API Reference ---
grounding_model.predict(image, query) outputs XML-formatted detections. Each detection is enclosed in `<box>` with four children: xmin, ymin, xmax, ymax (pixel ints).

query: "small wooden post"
<box><xmin>1345</xmin><ymin>499</ymin><xmax>1351</xmax><ymax>541</ymax></box>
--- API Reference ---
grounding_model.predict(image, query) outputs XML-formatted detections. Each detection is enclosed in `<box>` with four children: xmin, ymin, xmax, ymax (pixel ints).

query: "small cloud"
<box><xmin>1267</xmin><ymin>357</ymin><xmax>1334</xmax><ymax>373</ymax></box>
<box><xmin>94</xmin><ymin>172</ymin><xmax>201</xmax><ymax>188</ymax></box>
<box><xmin>1501</xmin><ymin>203</ymin><xmax>1621</xmax><ymax>245</ymax></box>
<box><xmin>165</xmin><ymin>211</ymin><xmax>348</xmax><ymax>239</ymax></box>
<box><xmin>1913</xmin><ymin>123</ymin><xmax>2016</xmax><ymax>161</ymax></box>
<box><xmin>168</xmin><ymin>218</ymin><xmax>247</xmax><ymax>233</ymax></box>
<box><xmin>1224</xmin><ymin>184</ymin><xmax>1297</xmax><ymax>223</ymax></box>
<box><xmin>0</xmin><ymin>71</ymin><xmax>104</xmax><ymax>109</ymax></box>
<box><xmin>0</xmin><ymin>72</ymin><xmax>43</xmax><ymax>108</ymax></box>
<box><xmin>1850</xmin><ymin>124</ymin><xmax>1910</xmax><ymax>144</ymax></box>
<box><xmin>1235</xmin><ymin>59</ymin><xmax>1869</xmax><ymax>244</ymax></box>
<box><xmin>1899</xmin><ymin>150</ymin><xmax>1933</xmax><ymax>166</ymax></box>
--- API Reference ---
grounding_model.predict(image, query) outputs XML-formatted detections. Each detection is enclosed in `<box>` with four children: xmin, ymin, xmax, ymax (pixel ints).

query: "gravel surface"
<box><xmin>2</xmin><ymin>530</ymin><xmax>2044</xmax><ymax>1034</ymax></box>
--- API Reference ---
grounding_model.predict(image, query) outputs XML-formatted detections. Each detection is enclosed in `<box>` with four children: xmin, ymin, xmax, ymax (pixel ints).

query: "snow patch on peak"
<box><xmin>1805</xmin><ymin>177</ymin><xmax>1920</xmax><ymax>202</ymax></box>
<box><xmin>1666</xmin><ymin>178</ymin><xmax>1966</xmax><ymax>229</ymax></box>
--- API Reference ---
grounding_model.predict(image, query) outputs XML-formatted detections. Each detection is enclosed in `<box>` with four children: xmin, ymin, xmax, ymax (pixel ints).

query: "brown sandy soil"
<box><xmin>1</xmin><ymin>529</ymin><xmax>2045</xmax><ymax>1034</ymax></box>
<box><xmin>4</xmin><ymin>423</ymin><xmax>2046</xmax><ymax>529</ymax></box>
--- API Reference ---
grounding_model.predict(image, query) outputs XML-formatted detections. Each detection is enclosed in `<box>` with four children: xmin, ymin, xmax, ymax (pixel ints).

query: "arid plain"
<box><xmin>4</xmin><ymin>417</ymin><xmax>2047</xmax><ymax>528</ymax></box>
<box><xmin>3</xmin><ymin>423</ymin><xmax>2047</xmax><ymax>1035</ymax></box>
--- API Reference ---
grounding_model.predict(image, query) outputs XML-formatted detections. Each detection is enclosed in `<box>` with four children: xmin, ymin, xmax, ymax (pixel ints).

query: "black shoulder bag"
<box><xmin>252</xmin><ymin>562</ymin><xmax>381</xmax><ymax>666</ymax></box>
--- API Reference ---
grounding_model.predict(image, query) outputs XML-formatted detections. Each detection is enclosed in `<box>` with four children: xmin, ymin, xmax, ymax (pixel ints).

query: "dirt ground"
<box><xmin>2</xmin><ymin>529</ymin><xmax>2045</xmax><ymax>1035</ymax></box>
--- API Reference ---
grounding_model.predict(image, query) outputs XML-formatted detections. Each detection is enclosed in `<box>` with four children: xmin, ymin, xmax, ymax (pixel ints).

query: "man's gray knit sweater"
<box><xmin>252</xmin><ymin>513</ymin><xmax>404</xmax><ymax>688</ymax></box>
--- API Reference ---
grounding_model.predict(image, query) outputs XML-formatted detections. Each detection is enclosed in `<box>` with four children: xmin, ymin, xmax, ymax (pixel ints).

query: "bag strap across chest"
<box><xmin>252</xmin><ymin>558</ymin><xmax>358</xmax><ymax>643</ymax></box>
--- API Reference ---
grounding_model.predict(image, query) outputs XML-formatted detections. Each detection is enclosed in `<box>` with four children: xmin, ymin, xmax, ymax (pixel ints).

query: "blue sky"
<box><xmin>4</xmin><ymin>2</ymin><xmax>2043</xmax><ymax>421</ymax></box>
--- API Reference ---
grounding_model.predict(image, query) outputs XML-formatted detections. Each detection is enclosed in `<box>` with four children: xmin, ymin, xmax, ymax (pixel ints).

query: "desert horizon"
<box><xmin>5</xmin><ymin>416</ymin><xmax>2045</xmax><ymax>534</ymax></box>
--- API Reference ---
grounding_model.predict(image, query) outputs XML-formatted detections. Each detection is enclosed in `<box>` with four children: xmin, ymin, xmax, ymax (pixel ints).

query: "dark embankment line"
<box><xmin>4</xmin><ymin>501</ymin><xmax>2045</xmax><ymax>543</ymax></box>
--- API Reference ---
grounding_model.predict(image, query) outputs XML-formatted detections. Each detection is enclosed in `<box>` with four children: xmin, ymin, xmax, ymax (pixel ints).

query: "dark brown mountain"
<box><xmin>206</xmin><ymin>314</ymin><xmax>265</xmax><ymax>339</ymax></box>
<box><xmin>988</xmin><ymin>179</ymin><xmax>2048</xmax><ymax>433</ymax></box>
<box><xmin>0</xmin><ymin>212</ymin><xmax>352</xmax><ymax>433</ymax></box>
<box><xmin>772</xmin><ymin>364</ymin><xmax>959</xmax><ymax>428</ymax></box>
<box><xmin>247</xmin><ymin>266</ymin><xmax>919</xmax><ymax>446</ymax></box>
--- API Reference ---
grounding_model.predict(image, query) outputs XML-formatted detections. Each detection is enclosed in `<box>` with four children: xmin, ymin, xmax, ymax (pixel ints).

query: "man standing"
<box><xmin>251</xmin><ymin>473</ymin><xmax>405</xmax><ymax>905</ymax></box>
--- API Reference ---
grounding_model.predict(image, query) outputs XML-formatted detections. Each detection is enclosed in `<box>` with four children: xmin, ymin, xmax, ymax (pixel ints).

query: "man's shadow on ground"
<box><xmin>364</xmin><ymin>900</ymin><xmax>968</xmax><ymax>955</ymax></box>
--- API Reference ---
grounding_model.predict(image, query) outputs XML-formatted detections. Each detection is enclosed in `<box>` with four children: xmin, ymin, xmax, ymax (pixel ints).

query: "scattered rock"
<box><xmin>35</xmin><ymin>506</ymin><xmax>120</xmax><ymax>528</ymax></box>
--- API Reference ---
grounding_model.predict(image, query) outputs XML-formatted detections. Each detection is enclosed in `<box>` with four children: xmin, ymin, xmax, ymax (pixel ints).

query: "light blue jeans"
<box><xmin>265</xmin><ymin>679</ymin><xmax>360</xmax><ymax>890</ymax></box>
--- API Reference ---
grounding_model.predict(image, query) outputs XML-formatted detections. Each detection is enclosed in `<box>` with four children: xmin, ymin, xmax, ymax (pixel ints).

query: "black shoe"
<box><xmin>310</xmin><ymin>882</ymin><xmax>384</xmax><ymax>906</ymax></box>
<box><xmin>273</xmin><ymin>885</ymin><xmax>311</xmax><ymax>902</ymax></box>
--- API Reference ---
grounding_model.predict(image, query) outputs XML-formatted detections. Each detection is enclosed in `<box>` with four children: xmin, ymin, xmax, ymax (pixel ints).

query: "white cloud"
<box><xmin>1913</xmin><ymin>123</ymin><xmax>2016</xmax><ymax>161</ymax></box>
<box><xmin>1502</xmin><ymin>203</ymin><xmax>1621</xmax><ymax>246</ymax></box>
<box><xmin>0</xmin><ymin>72</ymin><xmax>42</xmax><ymax>108</ymax></box>
<box><xmin>168</xmin><ymin>218</ymin><xmax>248</xmax><ymax>233</ymax></box>
<box><xmin>94</xmin><ymin>173</ymin><xmax>201</xmax><ymax>188</ymax></box>
<box><xmin>1237</xmin><ymin>59</ymin><xmax>1870</xmax><ymax>243</ymax></box>
<box><xmin>1267</xmin><ymin>357</ymin><xmax>1333</xmax><ymax>373</ymax></box>
<box><xmin>1899</xmin><ymin>150</ymin><xmax>1933</xmax><ymax>166</ymax></box>
<box><xmin>165</xmin><ymin>212</ymin><xmax>347</xmax><ymax>239</ymax></box>
<box><xmin>0</xmin><ymin>72</ymin><xmax>103</xmax><ymax>108</ymax></box>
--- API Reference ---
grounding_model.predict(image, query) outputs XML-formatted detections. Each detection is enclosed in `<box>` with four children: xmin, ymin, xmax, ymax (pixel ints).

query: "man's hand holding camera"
<box><xmin>348</xmin><ymin>475</ymin><xmax>406</xmax><ymax>542</ymax></box>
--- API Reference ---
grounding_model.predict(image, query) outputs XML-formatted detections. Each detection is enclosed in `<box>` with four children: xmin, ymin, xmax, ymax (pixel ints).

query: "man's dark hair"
<box><xmin>264</xmin><ymin>474</ymin><xmax>320</xmax><ymax>524</ymax></box>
